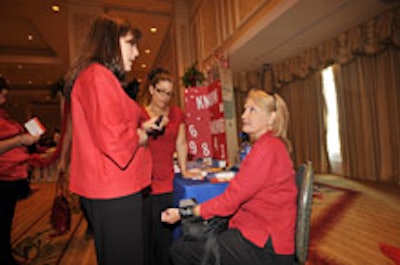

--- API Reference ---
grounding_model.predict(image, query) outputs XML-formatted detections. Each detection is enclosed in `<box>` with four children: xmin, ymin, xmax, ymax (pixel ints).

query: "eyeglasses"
<box><xmin>154</xmin><ymin>87</ymin><xmax>174</xmax><ymax>98</ymax></box>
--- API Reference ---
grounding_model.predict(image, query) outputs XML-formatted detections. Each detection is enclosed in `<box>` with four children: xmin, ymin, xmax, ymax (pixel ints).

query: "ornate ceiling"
<box><xmin>0</xmin><ymin>0</ymin><xmax>397</xmax><ymax>94</ymax></box>
<box><xmin>0</xmin><ymin>0</ymin><xmax>174</xmax><ymax>89</ymax></box>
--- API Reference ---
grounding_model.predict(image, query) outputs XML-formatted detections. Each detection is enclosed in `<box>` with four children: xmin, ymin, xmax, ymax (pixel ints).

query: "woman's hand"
<box><xmin>1</xmin><ymin>133</ymin><xmax>40</xmax><ymax>155</ymax></box>
<box><xmin>181</xmin><ymin>168</ymin><xmax>206</xmax><ymax>180</ymax></box>
<box><xmin>137</xmin><ymin>128</ymin><xmax>149</xmax><ymax>146</ymax></box>
<box><xmin>142</xmin><ymin>115</ymin><xmax>169</xmax><ymax>134</ymax></box>
<box><xmin>19</xmin><ymin>133</ymin><xmax>40</xmax><ymax>146</ymax></box>
<box><xmin>161</xmin><ymin>208</ymin><xmax>181</xmax><ymax>224</ymax></box>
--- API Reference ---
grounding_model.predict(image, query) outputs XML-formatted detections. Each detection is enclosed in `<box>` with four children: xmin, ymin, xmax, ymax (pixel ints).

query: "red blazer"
<box><xmin>144</xmin><ymin>106</ymin><xmax>185</xmax><ymax>194</ymax></box>
<box><xmin>69</xmin><ymin>64</ymin><xmax>152</xmax><ymax>199</ymax></box>
<box><xmin>0</xmin><ymin>109</ymin><xmax>29</xmax><ymax>181</ymax></box>
<box><xmin>200</xmin><ymin>132</ymin><xmax>297</xmax><ymax>254</ymax></box>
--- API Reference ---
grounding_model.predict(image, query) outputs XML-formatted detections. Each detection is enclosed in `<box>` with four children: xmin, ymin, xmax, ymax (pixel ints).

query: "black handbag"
<box><xmin>181</xmin><ymin>216</ymin><xmax>228</xmax><ymax>241</ymax></box>
<box><xmin>50</xmin><ymin>172</ymin><xmax>71</xmax><ymax>236</ymax></box>
<box><xmin>179</xmin><ymin>199</ymin><xmax>228</xmax><ymax>265</ymax></box>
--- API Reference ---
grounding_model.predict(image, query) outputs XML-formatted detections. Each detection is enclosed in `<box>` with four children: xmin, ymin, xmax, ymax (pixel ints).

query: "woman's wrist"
<box><xmin>179</xmin><ymin>205</ymin><xmax>194</xmax><ymax>218</ymax></box>
<box><xmin>16</xmin><ymin>135</ymin><xmax>24</xmax><ymax>146</ymax></box>
<box><xmin>193</xmin><ymin>205</ymin><xmax>200</xmax><ymax>216</ymax></box>
<box><xmin>178</xmin><ymin>198</ymin><xmax>200</xmax><ymax>218</ymax></box>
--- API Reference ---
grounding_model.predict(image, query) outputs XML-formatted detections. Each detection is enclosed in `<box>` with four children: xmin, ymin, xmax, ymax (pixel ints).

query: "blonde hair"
<box><xmin>247</xmin><ymin>89</ymin><xmax>292</xmax><ymax>152</ymax></box>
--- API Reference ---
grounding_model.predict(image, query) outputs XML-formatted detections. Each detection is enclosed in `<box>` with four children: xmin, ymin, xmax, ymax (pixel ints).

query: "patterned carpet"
<box><xmin>11</xmin><ymin>178</ymin><xmax>400</xmax><ymax>265</ymax></box>
<box><xmin>308</xmin><ymin>182</ymin><xmax>360</xmax><ymax>265</ymax></box>
<box><xmin>12</xmin><ymin>183</ymin><xmax>85</xmax><ymax>265</ymax></box>
<box><xmin>308</xmin><ymin>176</ymin><xmax>400</xmax><ymax>265</ymax></box>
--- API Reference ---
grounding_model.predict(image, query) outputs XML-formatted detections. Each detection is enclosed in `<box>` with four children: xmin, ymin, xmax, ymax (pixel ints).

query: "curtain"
<box><xmin>231</xmin><ymin>7</ymin><xmax>400</xmax><ymax>183</ymax></box>
<box><xmin>334</xmin><ymin>47</ymin><xmax>400</xmax><ymax>184</ymax></box>
<box><xmin>270</xmin><ymin>7</ymin><xmax>400</xmax><ymax>184</ymax></box>
<box><xmin>279</xmin><ymin>72</ymin><xmax>329</xmax><ymax>173</ymax></box>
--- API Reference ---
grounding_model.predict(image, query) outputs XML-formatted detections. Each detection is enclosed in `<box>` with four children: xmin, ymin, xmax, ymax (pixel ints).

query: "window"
<box><xmin>322</xmin><ymin>66</ymin><xmax>342</xmax><ymax>173</ymax></box>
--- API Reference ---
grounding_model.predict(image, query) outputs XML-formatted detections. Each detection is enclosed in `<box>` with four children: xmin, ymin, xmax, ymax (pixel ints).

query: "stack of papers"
<box><xmin>207</xmin><ymin>171</ymin><xmax>236</xmax><ymax>183</ymax></box>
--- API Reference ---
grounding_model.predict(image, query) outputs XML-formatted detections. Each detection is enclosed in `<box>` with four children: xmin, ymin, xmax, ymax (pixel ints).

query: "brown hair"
<box><xmin>64</xmin><ymin>14</ymin><xmax>141</xmax><ymax>101</ymax></box>
<box><xmin>147</xmin><ymin>67</ymin><xmax>173</xmax><ymax>87</ymax></box>
<box><xmin>247</xmin><ymin>89</ymin><xmax>292</xmax><ymax>152</ymax></box>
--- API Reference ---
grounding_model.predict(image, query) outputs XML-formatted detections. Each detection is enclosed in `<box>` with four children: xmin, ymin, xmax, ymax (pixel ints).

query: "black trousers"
<box><xmin>0</xmin><ymin>180</ymin><xmax>25</xmax><ymax>265</ymax></box>
<box><xmin>80</xmin><ymin>192</ymin><xmax>144</xmax><ymax>265</ymax></box>
<box><xmin>144</xmin><ymin>192</ymin><xmax>175</xmax><ymax>265</ymax></box>
<box><xmin>170</xmin><ymin>229</ymin><xmax>294</xmax><ymax>265</ymax></box>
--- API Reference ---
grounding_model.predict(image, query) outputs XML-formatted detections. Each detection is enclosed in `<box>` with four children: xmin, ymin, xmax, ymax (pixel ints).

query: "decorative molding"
<box><xmin>271</xmin><ymin>6</ymin><xmax>400</xmax><ymax>88</ymax></box>
<box><xmin>234</xmin><ymin>0</ymin><xmax>265</xmax><ymax>27</ymax></box>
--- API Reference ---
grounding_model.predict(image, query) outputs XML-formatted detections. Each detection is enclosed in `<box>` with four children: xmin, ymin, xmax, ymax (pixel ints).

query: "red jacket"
<box><xmin>144</xmin><ymin>106</ymin><xmax>185</xmax><ymax>194</ymax></box>
<box><xmin>69</xmin><ymin>64</ymin><xmax>152</xmax><ymax>199</ymax></box>
<box><xmin>200</xmin><ymin>132</ymin><xmax>297</xmax><ymax>254</ymax></box>
<box><xmin>0</xmin><ymin>109</ymin><xmax>29</xmax><ymax>181</ymax></box>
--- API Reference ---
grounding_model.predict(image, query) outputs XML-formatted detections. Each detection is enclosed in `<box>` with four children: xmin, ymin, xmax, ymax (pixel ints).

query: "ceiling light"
<box><xmin>150</xmin><ymin>27</ymin><xmax>157</xmax><ymax>33</ymax></box>
<box><xmin>141</xmin><ymin>64</ymin><xmax>147</xmax><ymax>68</ymax></box>
<box><xmin>145</xmin><ymin>49</ymin><xmax>151</xmax><ymax>54</ymax></box>
<box><xmin>17</xmin><ymin>64</ymin><xmax>23</xmax><ymax>70</ymax></box>
<box><xmin>28</xmin><ymin>80</ymin><xmax>33</xmax><ymax>85</ymax></box>
<box><xmin>28</xmin><ymin>34</ymin><xmax>34</xmax><ymax>41</ymax></box>
<box><xmin>51</xmin><ymin>5</ymin><xmax>60</xmax><ymax>12</ymax></box>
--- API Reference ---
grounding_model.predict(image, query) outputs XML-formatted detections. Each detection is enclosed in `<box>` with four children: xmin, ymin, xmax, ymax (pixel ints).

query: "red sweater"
<box><xmin>144</xmin><ymin>106</ymin><xmax>185</xmax><ymax>194</ymax></box>
<box><xmin>69</xmin><ymin>64</ymin><xmax>152</xmax><ymax>199</ymax></box>
<box><xmin>200</xmin><ymin>132</ymin><xmax>297</xmax><ymax>254</ymax></box>
<box><xmin>0</xmin><ymin>109</ymin><xmax>29</xmax><ymax>181</ymax></box>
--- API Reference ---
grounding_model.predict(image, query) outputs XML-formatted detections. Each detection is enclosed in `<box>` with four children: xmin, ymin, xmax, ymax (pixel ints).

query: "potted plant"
<box><xmin>181</xmin><ymin>61</ymin><xmax>205</xmax><ymax>88</ymax></box>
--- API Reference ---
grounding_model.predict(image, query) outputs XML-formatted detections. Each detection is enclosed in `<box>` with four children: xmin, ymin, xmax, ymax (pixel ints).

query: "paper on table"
<box><xmin>208</xmin><ymin>170</ymin><xmax>236</xmax><ymax>182</ymax></box>
<box><xmin>186</xmin><ymin>168</ymin><xmax>207</xmax><ymax>180</ymax></box>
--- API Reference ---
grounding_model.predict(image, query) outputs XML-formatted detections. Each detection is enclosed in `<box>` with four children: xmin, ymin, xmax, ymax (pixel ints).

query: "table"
<box><xmin>172</xmin><ymin>174</ymin><xmax>229</xmax><ymax>238</ymax></box>
<box><xmin>173</xmin><ymin>174</ymin><xmax>229</xmax><ymax>206</ymax></box>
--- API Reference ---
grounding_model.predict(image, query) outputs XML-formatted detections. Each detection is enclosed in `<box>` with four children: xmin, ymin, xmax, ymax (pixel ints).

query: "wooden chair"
<box><xmin>294</xmin><ymin>161</ymin><xmax>314</xmax><ymax>265</ymax></box>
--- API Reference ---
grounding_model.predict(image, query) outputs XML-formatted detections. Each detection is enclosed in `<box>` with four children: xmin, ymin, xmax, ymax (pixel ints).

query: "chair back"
<box><xmin>294</xmin><ymin>161</ymin><xmax>314</xmax><ymax>265</ymax></box>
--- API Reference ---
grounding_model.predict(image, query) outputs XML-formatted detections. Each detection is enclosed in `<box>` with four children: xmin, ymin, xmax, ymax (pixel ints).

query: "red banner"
<box><xmin>184</xmin><ymin>81</ymin><xmax>227</xmax><ymax>160</ymax></box>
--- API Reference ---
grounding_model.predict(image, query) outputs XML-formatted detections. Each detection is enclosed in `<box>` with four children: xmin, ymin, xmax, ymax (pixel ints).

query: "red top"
<box><xmin>144</xmin><ymin>106</ymin><xmax>185</xmax><ymax>194</ymax></box>
<box><xmin>0</xmin><ymin>109</ymin><xmax>29</xmax><ymax>181</ymax></box>
<box><xmin>69</xmin><ymin>64</ymin><xmax>152</xmax><ymax>199</ymax></box>
<box><xmin>200</xmin><ymin>132</ymin><xmax>297</xmax><ymax>254</ymax></box>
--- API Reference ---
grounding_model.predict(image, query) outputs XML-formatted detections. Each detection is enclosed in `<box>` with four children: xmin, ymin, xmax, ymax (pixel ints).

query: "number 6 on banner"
<box><xmin>188</xmin><ymin>124</ymin><xmax>198</xmax><ymax>138</ymax></box>
<box><xmin>188</xmin><ymin>141</ymin><xmax>197</xmax><ymax>155</ymax></box>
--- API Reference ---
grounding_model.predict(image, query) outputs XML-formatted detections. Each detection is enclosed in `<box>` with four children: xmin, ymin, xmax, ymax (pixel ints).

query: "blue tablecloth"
<box><xmin>172</xmin><ymin>174</ymin><xmax>229</xmax><ymax>238</ymax></box>
<box><xmin>173</xmin><ymin>174</ymin><xmax>229</xmax><ymax>206</ymax></box>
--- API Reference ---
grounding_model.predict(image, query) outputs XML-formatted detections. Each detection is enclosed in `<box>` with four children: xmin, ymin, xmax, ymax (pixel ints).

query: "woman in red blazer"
<box><xmin>64</xmin><ymin>15</ymin><xmax>164</xmax><ymax>265</ymax></box>
<box><xmin>162</xmin><ymin>89</ymin><xmax>297</xmax><ymax>265</ymax></box>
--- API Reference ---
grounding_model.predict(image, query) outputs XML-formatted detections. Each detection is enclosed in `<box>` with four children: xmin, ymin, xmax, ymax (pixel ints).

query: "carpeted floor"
<box><xmin>309</xmin><ymin>175</ymin><xmax>400</xmax><ymax>265</ymax></box>
<box><xmin>308</xmin><ymin>181</ymin><xmax>360</xmax><ymax>264</ymax></box>
<box><xmin>11</xmin><ymin>176</ymin><xmax>400</xmax><ymax>265</ymax></box>
<box><xmin>12</xmin><ymin>183</ymin><xmax>86</xmax><ymax>265</ymax></box>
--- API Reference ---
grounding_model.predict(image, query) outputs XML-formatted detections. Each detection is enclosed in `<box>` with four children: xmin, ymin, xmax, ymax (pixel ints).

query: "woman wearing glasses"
<box><xmin>142</xmin><ymin>67</ymin><xmax>189</xmax><ymax>265</ymax></box>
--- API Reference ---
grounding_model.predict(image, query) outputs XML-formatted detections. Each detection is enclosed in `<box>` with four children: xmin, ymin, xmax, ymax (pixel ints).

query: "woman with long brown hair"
<box><xmin>64</xmin><ymin>14</ymin><xmax>163</xmax><ymax>265</ymax></box>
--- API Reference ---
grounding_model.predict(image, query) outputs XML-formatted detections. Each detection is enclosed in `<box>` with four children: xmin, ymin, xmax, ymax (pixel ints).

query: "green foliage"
<box><xmin>181</xmin><ymin>61</ymin><xmax>205</xmax><ymax>88</ymax></box>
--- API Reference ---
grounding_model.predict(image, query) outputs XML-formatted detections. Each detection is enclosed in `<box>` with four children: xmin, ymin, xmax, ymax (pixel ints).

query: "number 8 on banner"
<box><xmin>188</xmin><ymin>141</ymin><xmax>198</xmax><ymax>155</ymax></box>
<box><xmin>201</xmin><ymin>142</ymin><xmax>210</xmax><ymax>156</ymax></box>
